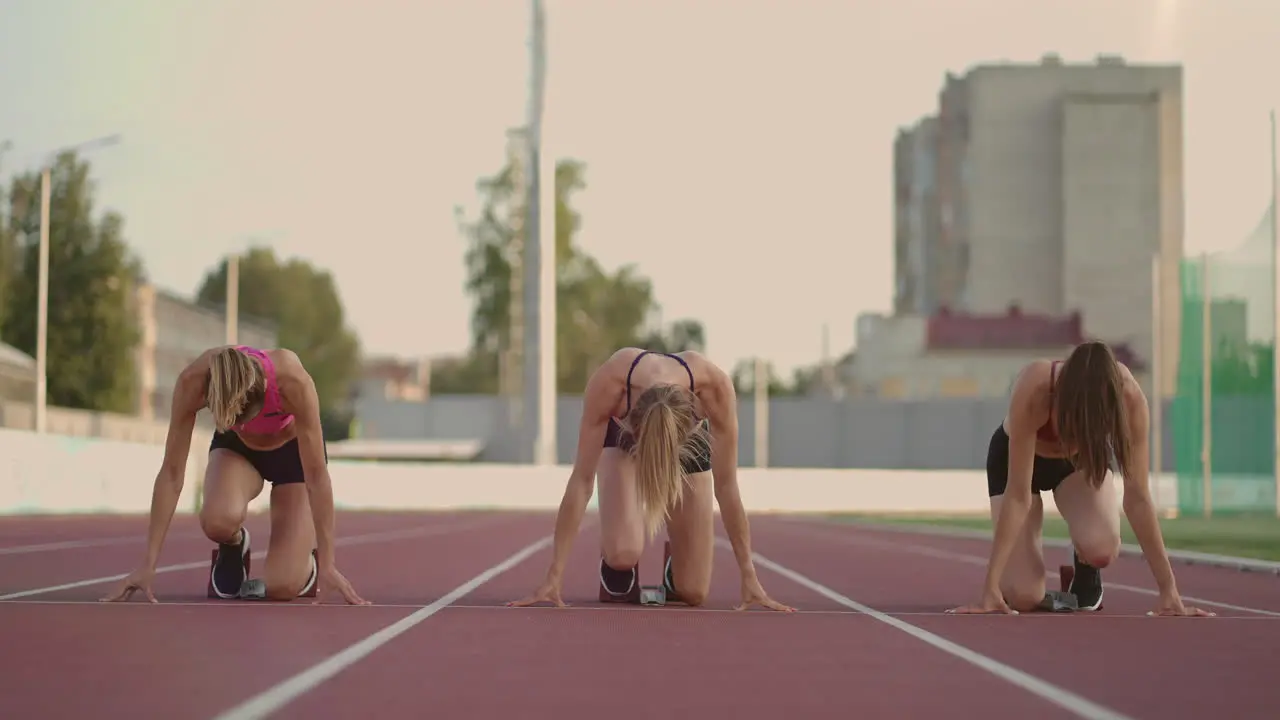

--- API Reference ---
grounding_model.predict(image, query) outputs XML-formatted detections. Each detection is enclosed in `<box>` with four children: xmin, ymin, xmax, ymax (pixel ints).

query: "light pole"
<box><xmin>225</xmin><ymin>253</ymin><xmax>239</xmax><ymax>345</ymax></box>
<box><xmin>33</xmin><ymin>134</ymin><xmax>122</xmax><ymax>434</ymax></box>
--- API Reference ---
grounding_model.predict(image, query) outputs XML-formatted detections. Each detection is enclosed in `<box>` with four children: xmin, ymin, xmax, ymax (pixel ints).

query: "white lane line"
<box><xmin>728</xmin><ymin>539</ymin><xmax>1135</xmax><ymax>720</ymax></box>
<box><xmin>783</xmin><ymin>522</ymin><xmax>1280</xmax><ymax>618</ymax></box>
<box><xmin>0</xmin><ymin>534</ymin><xmax>195</xmax><ymax>556</ymax></box>
<box><xmin>208</xmin><ymin>535</ymin><xmax>554</xmax><ymax>720</ymax></box>
<box><xmin>3</xmin><ymin>598</ymin><xmax>1276</xmax><ymax>621</ymax></box>
<box><xmin>0</xmin><ymin>517</ymin><xmax>504</xmax><ymax>601</ymax></box>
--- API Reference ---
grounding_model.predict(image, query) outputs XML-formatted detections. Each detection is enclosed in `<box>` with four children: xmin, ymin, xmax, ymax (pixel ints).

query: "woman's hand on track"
<box><xmin>507</xmin><ymin>580</ymin><xmax>568</xmax><ymax>608</ymax></box>
<box><xmin>99</xmin><ymin>566</ymin><xmax>159</xmax><ymax>603</ymax></box>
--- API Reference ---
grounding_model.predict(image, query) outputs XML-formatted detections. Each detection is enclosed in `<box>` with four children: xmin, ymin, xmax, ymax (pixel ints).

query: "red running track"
<box><xmin>0</xmin><ymin>510</ymin><xmax>1276</xmax><ymax>719</ymax></box>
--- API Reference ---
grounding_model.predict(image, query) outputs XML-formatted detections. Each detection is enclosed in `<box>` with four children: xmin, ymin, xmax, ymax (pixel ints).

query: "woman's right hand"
<box><xmin>506</xmin><ymin>577</ymin><xmax>567</xmax><ymax>608</ymax></box>
<box><xmin>945</xmin><ymin>585</ymin><xmax>1017</xmax><ymax>615</ymax></box>
<box><xmin>99</xmin><ymin>566</ymin><xmax>159</xmax><ymax>603</ymax></box>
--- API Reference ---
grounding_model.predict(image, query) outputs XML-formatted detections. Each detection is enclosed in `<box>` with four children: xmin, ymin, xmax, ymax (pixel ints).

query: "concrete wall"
<box><xmin>0</xmin><ymin>426</ymin><xmax>1185</xmax><ymax>518</ymax></box>
<box><xmin>354</xmin><ymin>392</ymin><xmax>1232</xmax><ymax>472</ymax></box>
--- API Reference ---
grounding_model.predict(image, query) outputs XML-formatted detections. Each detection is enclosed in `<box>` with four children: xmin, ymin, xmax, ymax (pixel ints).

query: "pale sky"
<box><xmin>0</xmin><ymin>0</ymin><xmax>1276</xmax><ymax>375</ymax></box>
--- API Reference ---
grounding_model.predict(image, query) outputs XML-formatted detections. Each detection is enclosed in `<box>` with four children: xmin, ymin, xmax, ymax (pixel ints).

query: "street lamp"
<box><xmin>33</xmin><ymin>134</ymin><xmax>122</xmax><ymax>434</ymax></box>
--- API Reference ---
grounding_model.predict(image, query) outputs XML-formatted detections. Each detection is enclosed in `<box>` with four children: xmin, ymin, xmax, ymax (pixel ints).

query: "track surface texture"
<box><xmin>0</xmin><ymin>510</ymin><xmax>1275</xmax><ymax>719</ymax></box>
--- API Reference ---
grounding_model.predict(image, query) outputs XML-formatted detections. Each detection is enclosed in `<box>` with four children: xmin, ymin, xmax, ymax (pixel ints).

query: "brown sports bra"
<box><xmin>1036</xmin><ymin>360</ymin><xmax>1061</xmax><ymax>442</ymax></box>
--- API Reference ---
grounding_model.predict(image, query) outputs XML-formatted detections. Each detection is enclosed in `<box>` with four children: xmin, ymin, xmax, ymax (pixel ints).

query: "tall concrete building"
<box><xmin>893</xmin><ymin>53</ymin><xmax>1184</xmax><ymax>393</ymax></box>
<box><xmin>893</xmin><ymin>116</ymin><xmax>941</xmax><ymax>315</ymax></box>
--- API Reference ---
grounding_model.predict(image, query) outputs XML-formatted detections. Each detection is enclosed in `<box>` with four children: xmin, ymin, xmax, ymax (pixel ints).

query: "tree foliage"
<box><xmin>1</xmin><ymin>152</ymin><xmax>142</xmax><ymax>413</ymax></box>
<box><xmin>444</xmin><ymin>139</ymin><xmax>707</xmax><ymax>394</ymax></box>
<box><xmin>195</xmin><ymin>247</ymin><xmax>362</xmax><ymax>437</ymax></box>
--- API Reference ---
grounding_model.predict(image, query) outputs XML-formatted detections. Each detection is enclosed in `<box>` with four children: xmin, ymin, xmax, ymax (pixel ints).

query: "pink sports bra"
<box><xmin>229</xmin><ymin>346</ymin><xmax>295</xmax><ymax>436</ymax></box>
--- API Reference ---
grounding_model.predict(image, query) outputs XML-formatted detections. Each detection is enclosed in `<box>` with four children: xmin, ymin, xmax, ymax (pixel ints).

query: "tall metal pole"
<box><xmin>30</xmin><ymin>134</ymin><xmax>122</xmax><ymax>434</ymax></box>
<box><xmin>1201</xmin><ymin>252</ymin><xmax>1212</xmax><ymax>518</ymax></box>
<box><xmin>225</xmin><ymin>254</ymin><xmax>240</xmax><ymax>345</ymax></box>
<box><xmin>34</xmin><ymin>167</ymin><xmax>51</xmax><ymax>434</ymax></box>
<box><xmin>754</xmin><ymin>358</ymin><xmax>769</xmax><ymax>468</ymax></box>
<box><xmin>1271</xmin><ymin>109</ymin><xmax>1279</xmax><ymax>517</ymax></box>
<box><xmin>525</xmin><ymin>0</ymin><xmax>556</xmax><ymax>465</ymax></box>
<box><xmin>536</xmin><ymin>134</ymin><xmax>557</xmax><ymax>465</ymax></box>
<box><xmin>1150</xmin><ymin>253</ymin><xmax>1163</xmax><ymax>513</ymax></box>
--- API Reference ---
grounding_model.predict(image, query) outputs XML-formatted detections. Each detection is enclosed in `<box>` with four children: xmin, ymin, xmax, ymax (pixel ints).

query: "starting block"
<box><xmin>599</xmin><ymin>541</ymin><xmax>675</xmax><ymax>606</ymax></box>
<box><xmin>598</xmin><ymin>561</ymin><xmax>641</xmax><ymax>604</ymax></box>
<box><xmin>207</xmin><ymin>548</ymin><xmax>319</xmax><ymax>600</ymax></box>
<box><xmin>1037</xmin><ymin>589</ymin><xmax>1079</xmax><ymax>613</ymax></box>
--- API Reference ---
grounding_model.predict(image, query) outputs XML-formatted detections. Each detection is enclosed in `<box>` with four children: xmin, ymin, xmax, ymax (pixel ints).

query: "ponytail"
<box><xmin>627</xmin><ymin>384</ymin><xmax>706</xmax><ymax>540</ymax></box>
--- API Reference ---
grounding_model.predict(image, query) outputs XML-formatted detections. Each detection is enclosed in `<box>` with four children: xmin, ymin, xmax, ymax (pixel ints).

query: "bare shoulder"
<box><xmin>1006</xmin><ymin>359</ymin><xmax>1055</xmax><ymax>431</ymax></box>
<box><xmin>680</xmin><ymin>350</ymin><xmax>730</xmax><ymax>391</ymax></box>
<box><xmin>1116</xmin><ymin>362</ymin><xmax>1148</xmax><ymax>409</ymax></box>
<box><xmin>173</xmin><ymin>347</ymin><xmax>223</xmax><ymax>410</ymax></box>
<box><xmin>267</xmin><ymin>348</ymin><xmax>305</xmax><ymax>375</ymax></box>
<box><xmin>267</xmin><ymin>349</ymin><xmax>315</xmax><ymax>394</ymax></box>
<box><xmin>579</xmin><ymin>348</ymin><xmax>635</xmax><ymax>418</ymax></box>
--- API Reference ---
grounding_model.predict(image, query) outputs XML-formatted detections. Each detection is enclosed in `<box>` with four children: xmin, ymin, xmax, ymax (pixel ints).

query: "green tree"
<box><xmin>195</xmin><ymin>246</ymin><xmax>362</xmax><ymax>438</ymax></box>
<box><xmin>453</xmin><ymin>140</ymin><xmax>703</xmax><ymax>394</ymax></box>
<box><xmin>640</xmin><ymin>318</ymin><xmax>707</xmax><ymax>355</ymax></box>
<box><xmin>1</xmin><ymin>152</ymin><xmax>142</xmax><ymax>413</ymax></box>
<box><xmin>1</xmin><ymin>141</ymin><xmax>20</xmax><ymax>332</ymax></box>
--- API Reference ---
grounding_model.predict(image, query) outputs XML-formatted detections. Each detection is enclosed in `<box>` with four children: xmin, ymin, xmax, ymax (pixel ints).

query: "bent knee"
<box><xmin>198</xmin><ymin>509</ymin><xmax>242</xmax><ymax>544</ymax></box>
<box><xmin>264</xmin><ymin>581</ymin><xmax>302</xmax><ymax>601</ymax></box>
<box><xmin>1004</xmin><ymin>587</ymin><xmax>1047</xmax><ymax>613</ymax></box>
<box><xmin>677</xmin><ymin>586</ymin><xmax>709</xmax><ymax>607</ymax></box>
<box><xmin>602</xmin><ymin>543</ymin><xmax>643</xmax><ymax>570</ymax></box>
<box><xmin>1077</xmin><ymin>539</ymin><xmax>1120</xmax><ymax>569</ymax></box>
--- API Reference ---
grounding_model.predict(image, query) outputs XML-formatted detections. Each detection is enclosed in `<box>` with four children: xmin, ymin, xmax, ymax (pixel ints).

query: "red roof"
<box><xmin>926</xmin><ymin>306</ymin><xmax>1145</xmax><ymax>370</ymax></box>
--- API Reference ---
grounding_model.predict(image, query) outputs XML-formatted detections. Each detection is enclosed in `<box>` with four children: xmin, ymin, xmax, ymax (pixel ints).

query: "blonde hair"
<box><xmin>207</xmin><ymin>347</ymin><xmax>264</xmax><ymax>432</ymax></box>
<box><xmin>623</xmin><ymin>384</ymin><xmax>708</xmax><ymax>540</ymax></box>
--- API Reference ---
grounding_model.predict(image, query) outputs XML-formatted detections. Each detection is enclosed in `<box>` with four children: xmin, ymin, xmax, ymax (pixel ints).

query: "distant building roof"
<box><xmin>926</xmin><ymin>306</ymin><xmax>1145</xmax><ymax>371</ymax></box>
<box><xmin>0</xmin><ymin>341</ymin><xmax>34</xmax><ymax>369</ymax></box>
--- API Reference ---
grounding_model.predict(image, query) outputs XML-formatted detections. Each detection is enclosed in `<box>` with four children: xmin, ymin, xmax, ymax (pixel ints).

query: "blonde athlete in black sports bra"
<box><xmin>509</xmin><ymin>348</ymin><xmax>794</xmax><ymax>612</ymax></box>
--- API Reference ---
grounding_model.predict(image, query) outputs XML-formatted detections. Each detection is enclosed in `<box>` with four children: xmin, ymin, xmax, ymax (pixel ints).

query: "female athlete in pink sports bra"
<box><xmin>948</xmin><ymin>340</ymin><xmax>1210</xmax><ymax>619</ymax></box>
<box><xmin>102</xmin><ymin>345</ymin><xmax>370</xmax><ymax>606</ymax></box>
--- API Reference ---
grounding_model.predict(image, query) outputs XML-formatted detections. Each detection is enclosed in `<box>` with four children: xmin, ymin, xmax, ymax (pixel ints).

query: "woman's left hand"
<box><xmin>736</xmin><ymin>576</ymin><xmax>796</xmax><ymax>612</ymax></box>
<box><xmin>317</xmin><ymin>564</ymin><xmax>372</xmax><ymax>605</ymax></box>
<box><xmin>1149</xmin><ymin>591</ymin><xmax>1214</xmax><ymax>617</ymax></box>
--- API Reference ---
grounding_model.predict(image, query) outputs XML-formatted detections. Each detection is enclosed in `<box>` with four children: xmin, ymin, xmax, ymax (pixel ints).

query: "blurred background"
<box><xmin>0</xmin><ymin>1</ymin><xmax>1277</xmax><ymax>551</ymax></box>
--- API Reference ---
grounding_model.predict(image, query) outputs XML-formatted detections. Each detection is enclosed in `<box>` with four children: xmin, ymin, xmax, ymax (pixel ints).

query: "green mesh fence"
<box><xmin>1171</xmin><ymin>203</ymin><xmax>1277</xmax><ymax>516</ymax></box>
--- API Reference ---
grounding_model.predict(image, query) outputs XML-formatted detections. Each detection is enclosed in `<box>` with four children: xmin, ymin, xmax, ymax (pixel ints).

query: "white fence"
<box><xmin>0</xmin><ymin>427</ymin><xmax>1179</xmax><ymax>517</ymax></box>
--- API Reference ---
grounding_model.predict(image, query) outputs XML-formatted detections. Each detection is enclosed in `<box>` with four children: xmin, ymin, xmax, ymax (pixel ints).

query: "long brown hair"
<box><xmin>1054</xmin><ymin>340</ymin><xmax>1132</xmax><ymax>488</ymax></box>
<box><xmin>207</xmin><ymin>347</ymin><xmax>264</xmax><ymax>432</ymax></box>
<box><xmin>622</xmin><ymin>383</ymin><xmax>708</xmax><ymax>540</ymax></box>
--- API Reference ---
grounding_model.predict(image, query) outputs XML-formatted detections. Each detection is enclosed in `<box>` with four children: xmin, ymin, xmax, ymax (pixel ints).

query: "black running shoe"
<box><xmin>210</xmin><ymin>527</ymin><xmax>251</xmax><ymax>599</ymax></box>
<box><xmin>599</xmin><ymin>558</ymin><xmax>636</xmax><ymax>597</ymax></box>
<box><xmin>1068</xmin><ymin>551</ymin><xmax>1104</xmax><ymax>611</ymax></box>
<box><xmin>298</xmin><ymin>550</ymin><xmax>318</xmax><ymax>597</ymax></box>
<box><xmin>663</xmin><ymin>554</ymin><xmax>677</xmax><ymax>595</ymax></box>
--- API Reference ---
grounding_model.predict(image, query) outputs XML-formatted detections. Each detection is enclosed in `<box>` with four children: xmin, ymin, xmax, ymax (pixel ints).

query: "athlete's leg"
<box><xmin>990</xmin><ymin>493</ymin><xmax>1049</xmax><ymax>612</ymax></box>
<box><xmin>663</xmin><ymin>469</ymin><xmax>715</xmax><ymax>606</ymax></box>
<box><xmin>261</xmin><ymin>481</ymin><xmax>319</xmax><ymax>600</ymax></box>
<box><xmin>1051</xmin><ymin>469</ymin><xmax>1120</xmax><ymax>610</ymax></box>
<box><xmin>596</xmin><ymin>448</ymin><xmax>644</xmax><ymax>571</ymax></box>
<box><xmin>201</xmin><ymin>448</ymin><xmax>265</xmax><ymax>598</ymax></box>
<box><xmin>1052</xmin><ymin>470</ymin><xmax>1121</xmax><ymax>567</ymax></box>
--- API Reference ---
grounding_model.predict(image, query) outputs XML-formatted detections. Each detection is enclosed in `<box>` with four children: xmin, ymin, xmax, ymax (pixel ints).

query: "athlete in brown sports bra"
<box><xmin>508</xmin><ymin>347</ymin><xmax>793</xmax><ymax>612</ymax></box>
<box><xmin>948</xmin><ymin>340</ymin><xmax>1211</xmax><ymax>618</ymax></box>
